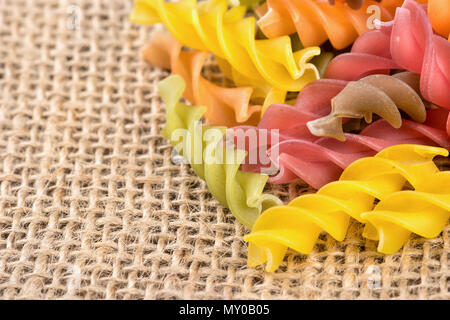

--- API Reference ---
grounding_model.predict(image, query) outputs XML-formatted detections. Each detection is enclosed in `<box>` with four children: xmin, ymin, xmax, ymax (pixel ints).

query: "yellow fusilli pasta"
<box><xmin>244</xmin><ymin>144</ymin><xmax>448</xmax><ymax>272</ymax></box>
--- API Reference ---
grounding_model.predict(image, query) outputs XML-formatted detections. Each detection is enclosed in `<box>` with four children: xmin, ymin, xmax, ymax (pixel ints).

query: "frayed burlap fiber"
<box><xmin>0</xmin><ymin>0</ymin><xmax>448</xmax><ymax>299</ymax></box>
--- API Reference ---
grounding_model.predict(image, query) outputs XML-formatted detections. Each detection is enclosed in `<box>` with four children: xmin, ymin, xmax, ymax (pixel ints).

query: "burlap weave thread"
<box><xmin>0</xmin><ymin>0</ymin><xmax>448</xmax><ymax>299</ymax></box>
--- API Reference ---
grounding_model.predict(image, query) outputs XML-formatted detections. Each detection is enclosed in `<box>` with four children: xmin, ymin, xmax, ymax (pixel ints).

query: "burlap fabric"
<box><xmin>0</xmin><ymin>0</ymin><xmax>448</xmax><ymax>300</ymax></box>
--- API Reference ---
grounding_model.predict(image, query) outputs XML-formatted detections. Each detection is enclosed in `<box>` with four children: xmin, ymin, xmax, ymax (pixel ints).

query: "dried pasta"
<box><xmin>244</xmin><ymin>144</ymin><xmax>449</xmax><ymax>272</ymax></box>
<box><xmin>307</xmin><ymin>73</ymin><xmax>427</xmax><ymax>141</ymax></box>
<box><xmin>159</xmin><ymin>75</ymin><xmax>282</xmax><ymax>228</ymax></box>
<box><xmin>255</xmin><ymin>0</ymin><xmax>401</xmax><ymax>49</ymax></box>
<box><xmin>130</xmin><ymin>0</ymin><xmax>320</xmax><ymax>93</ymax></box>
<box><xmin>325</xmin><ymin>0</ymin><xmax>450</xmax><ymax>111</ymax></box>
<box><xmin>328</xmin><ymin>0</ymin><xmax>384</xmax><ymax>10</ymax></box>
<box><xmin>235</xmin><ymin>110</ymin><xmax>450</xmax><ymax>189</ymax></box>
<box><xmin>144</xmin><ymin>31</ymin><xmax>266</xmax><ymax>126</ymax></box>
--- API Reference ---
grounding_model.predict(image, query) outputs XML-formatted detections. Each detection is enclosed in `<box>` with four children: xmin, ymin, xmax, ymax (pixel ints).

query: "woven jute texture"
<box><xmin>0</xmin><ymin>0</ymin><xmax>448</xmax><ymax>300</ymax></box>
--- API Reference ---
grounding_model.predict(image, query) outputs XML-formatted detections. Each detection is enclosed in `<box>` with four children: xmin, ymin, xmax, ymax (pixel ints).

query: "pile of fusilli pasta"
<box><xmin>131</xmin><ymin>0</ymin><xmax>450</xmax><ymax>272</ymax></box>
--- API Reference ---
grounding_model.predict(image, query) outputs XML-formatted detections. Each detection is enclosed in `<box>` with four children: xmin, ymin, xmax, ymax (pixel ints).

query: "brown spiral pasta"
<box><xmin>307</xmin><ymin>72</ymin><xmax>428</xmax><ymax>141</ymax></box>
<box><xmin>328</xmin><ymin>0</ymin><xmax>382</xmax><ymax>10</ymax></box>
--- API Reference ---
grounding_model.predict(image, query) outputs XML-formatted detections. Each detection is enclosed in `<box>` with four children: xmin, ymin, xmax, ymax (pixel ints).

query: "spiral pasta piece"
<box><xmin>325</xmin><ymin>0</ymin><xmax>450</xmax><ymax>110</ymax></box>
<box><xmin>361</xmin><ymin>172</ymin><xmax>450</xmax><ymax>254</ymax></box>
<box><xmin>307</xmin><ymin>73</ymin><xmax>427</xmax><ymax>141</ymax></box>
<box><xmin>144</xmin><ymin>31</ymin><xmax>269</xmax><ymax>126</ymax></box>
<box><xmin>231</xmin><ymin>77</ymin><xmax>450</xmax><ymax>189</ymax></box>
<box><xmin>159</xmin><ymin>75</ymin><xmax>282</xmax><ymax>228</ymax></box>
<box><xmin>244</xmin><ymin>144</ymin><xmax>448</xmax><ymax>272</ymax></box>
<box><xmin>255</xmin><ymin>0</ymin><xmax>401</xmax><ymax>49</ymax></box>
<box><xmin>130</xmin><ymin>0</ymin><xmax>320</xmax><ymax>92</ymax></box>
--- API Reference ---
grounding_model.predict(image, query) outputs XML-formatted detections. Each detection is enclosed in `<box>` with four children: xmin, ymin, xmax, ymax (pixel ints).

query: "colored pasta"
<box><xmin>159</xmin><ymin>75</ymin><xmax>282</xmax><ymax>228</ymax></box>
<box><xmin>361</xmin><ymin>172</ymin><xmax>450</xmax><ymax>254</ymax></box>
<box><xmin>139</xmin><ymin>0</ymin><xmax>450</xmax><ymax>273</ymax></box>
<box><xmin>428</xmin><ymin>0</ymin><xmax>450</xmax><ymax>40</ymax></box>
<box><xmin>231</xmin><ymin>77</ymin><xmax>450</xmax><ymax>189</ymax></box>
<box><xmin>244</xmin><ymin>144</ymin><xmax>449</xmax><ymax>272</ymax></box>
<box><xmin>325</xmin><ymin>0</ymin><xmax>450</xmax><ymax>111</ymax></box>
<box><xmin>255</xmin><ymin>0</ymin><xmax>401</xmax><ymax>49</ymax></box>
<box><xmin>130</xmin><ymin>0</ymin><xmax>320</xmax><ymax>93</ymax></box>
<box><xmin>144</xmin><ymin>31</ymin><xmax>267</xmax><ymax>126</ymax></box>
<box><xmin>307</xmin><ymin>73</ymin><xmax>427</xmax><ymax>141</ymax></box>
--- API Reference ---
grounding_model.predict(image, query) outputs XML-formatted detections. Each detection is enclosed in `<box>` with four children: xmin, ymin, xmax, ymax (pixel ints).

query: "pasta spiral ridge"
<box><xmin>144</xmin><ymin>31</ymin><xmax>267</xmax><ymax>127</ymax></box>
<box><xmin>244</xmin><ymin>144</ymin><xmax>449</xmax><ymax>272</ymax></box>
<box><xmin>159</xmin><ymin>75</ymin><xmax>282</xmax><ymax>228</ymax></box>
<box><xmin>130</xmin><ymin>0</ymin><xmax>320</xmax><ymax>92</ymax></box>
<box><xmin>231</xmin><ymin>77</ymin><xmax>450</xmax><ymax>189</ymax></box>
<box><xmin>324</xmin><ymin>0</ymin><xmax>450</xmax><ymax>122</ymax></box>
<box><xmin>361</xmin><ymin>172</ymin><xmax>450</xmax><ymax>254</ymax></box>
<box><xmin>255</xmin><ymin>0</ymin><xmax>402</xmax><ymax>49</ymax></box>
<box><xmin>228</xmin><ymin>0</ymin><xmax>262</xmax><ymax>9</ymax></box>
<box><xmin>307</xmin><ymin>73</ymin><xmax>427</xmax><ymax>141</ymax></box>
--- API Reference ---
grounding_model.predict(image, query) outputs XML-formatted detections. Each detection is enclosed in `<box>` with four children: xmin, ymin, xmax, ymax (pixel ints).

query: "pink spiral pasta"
<box><xmin>325</xmin><ymin>0</ymin><xmax>450</xmax><ymax>126</ymax></box>
<box><xmin>231</xmin><ymin>78</ymin><xmax>450</xmax><ymax>189</ymax></box>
